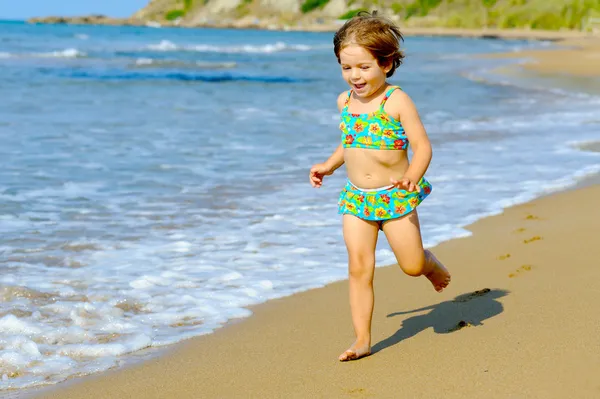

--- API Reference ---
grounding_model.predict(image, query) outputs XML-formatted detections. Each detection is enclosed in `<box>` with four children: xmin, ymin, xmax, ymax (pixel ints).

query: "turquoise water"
<box><xmin>1</xmin><ymin>21</ymin><xmax>599</xmax><ymax>390</ymax></box>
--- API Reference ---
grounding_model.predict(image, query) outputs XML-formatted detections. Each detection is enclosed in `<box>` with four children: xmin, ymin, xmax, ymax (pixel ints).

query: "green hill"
<box><xmin>135</xmin><ymin>0</ymin><xmax>600</xmax><ymax>30</ymax></box>
<box><xmin>387</xmin><ymin>0</ymin><xmax>600</xmax><ymax>30</ymax></box>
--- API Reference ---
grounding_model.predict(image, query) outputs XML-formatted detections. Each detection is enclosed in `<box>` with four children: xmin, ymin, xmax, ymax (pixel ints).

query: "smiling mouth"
<box><xmin>354</xmin><ymin>83</ymin><xmax>366</xmax><ymax>90</ymax></box>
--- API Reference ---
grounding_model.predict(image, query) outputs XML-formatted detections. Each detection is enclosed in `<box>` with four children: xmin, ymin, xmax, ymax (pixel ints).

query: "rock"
<box><xmin>27</xmin><ymin>14</ymin><xmax>147</xmax><ymax>27</ymax></box>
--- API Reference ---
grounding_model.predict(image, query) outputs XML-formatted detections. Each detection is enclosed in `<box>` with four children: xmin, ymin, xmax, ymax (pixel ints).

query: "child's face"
<box><xmin>339</xmin><ymin>44</ymin><xmax>390</xmax><ymax>99</ymax></box>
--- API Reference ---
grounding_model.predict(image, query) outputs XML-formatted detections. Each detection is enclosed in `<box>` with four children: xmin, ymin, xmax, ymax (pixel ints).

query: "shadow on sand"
<box><xmin>372</xmin><ymin>288</ymin><xmax>509</xmax><ymax>354</ymax></box>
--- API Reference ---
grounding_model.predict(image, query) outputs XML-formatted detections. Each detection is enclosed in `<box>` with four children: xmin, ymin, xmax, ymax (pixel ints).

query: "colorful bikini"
<box><xmin>338</xmin><ymin>85</ymin><xmax>432</xmax><ymax>225</ymax></box>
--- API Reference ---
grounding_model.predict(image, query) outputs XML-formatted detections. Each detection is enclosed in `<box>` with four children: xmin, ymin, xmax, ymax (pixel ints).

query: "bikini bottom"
<box><xmin>338</xmin><ymin>177</ymin><xmax>432</xmax><ymax>229</ymax></box>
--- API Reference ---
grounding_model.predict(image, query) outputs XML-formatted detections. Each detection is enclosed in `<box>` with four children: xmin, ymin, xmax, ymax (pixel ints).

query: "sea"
<box><xmin>1</xmin><ymin>20</ymin><xmax>599</xmax><ymax>392</ymax></box>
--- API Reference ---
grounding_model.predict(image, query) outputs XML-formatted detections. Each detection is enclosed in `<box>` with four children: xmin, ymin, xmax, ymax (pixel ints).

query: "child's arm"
<box><xmin>309</xmin><ymin>92</ymin><xmax>348</xmax><ymax>188</ymax></box>
<box><xmin>309</xmin><ymin>144</ymin><xmax>343</xmax><ymax>188</ymax></box>
<box><xmin>388</xmin><ymin>91</ymin><xmax>432</xmax><ymax>192</ymax></box>
<box><xmin>387</xmin><ymin>304</ymin><xmax>436</xmax><ymax>317</ymax></box>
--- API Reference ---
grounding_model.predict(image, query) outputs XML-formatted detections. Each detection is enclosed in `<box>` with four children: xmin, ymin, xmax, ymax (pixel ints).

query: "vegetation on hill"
<box><xmin>386</xmin><ymin>0</ymin><xmax>600</xmax><ymax>30</ymax></box>
<box><xmin>138</xmin><ymin>0</ymin><xmax>600</xmax><ymax>31</ymax></box>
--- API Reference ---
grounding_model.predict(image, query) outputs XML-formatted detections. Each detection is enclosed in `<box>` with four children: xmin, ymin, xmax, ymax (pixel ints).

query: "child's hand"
<box><xmin>390</xmin><ymin>176</ymin><xmax>421</xmax><ymax>193</ymax></box>
<box><xmin>309</xmin><ymin>163</ymin><xmax>333</xmax><ymax>188</ymax></box>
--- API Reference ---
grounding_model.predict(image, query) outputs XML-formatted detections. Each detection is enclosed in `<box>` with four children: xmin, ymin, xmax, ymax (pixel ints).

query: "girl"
<box><xmin>309</xmin><ymin>11</ymin><xmax>451</xmax><ymax>362</ymax></box>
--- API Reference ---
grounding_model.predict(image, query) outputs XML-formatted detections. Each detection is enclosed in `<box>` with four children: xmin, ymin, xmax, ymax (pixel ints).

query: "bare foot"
<box><xmin>424</xmin><ymin>250</ymin><xmax>451</xmax><ymax>292</ymax></box>
<box><xmin>339</xmin><ymin>343</ymin><xmax>371</xmax><ymax>362</ymax></box>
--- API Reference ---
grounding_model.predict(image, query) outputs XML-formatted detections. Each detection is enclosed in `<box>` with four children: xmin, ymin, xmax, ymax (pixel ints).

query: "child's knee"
<box><xmin>348</xmin><ymin>253</ymin><xmax>375</xmax><ymax>280</ymax></box>
<box><xmin>399</xmin><ymin>254</ymin><xmax>426</xmax><ymax>277</ymax></box>
<box><xmin>403</xmin><ymin>265</ymin><xmax>424</xmax><ymax>277</ymax></box>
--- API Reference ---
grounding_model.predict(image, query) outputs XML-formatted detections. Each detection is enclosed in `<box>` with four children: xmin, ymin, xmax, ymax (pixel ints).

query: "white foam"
<box><xmin>37</xmin><ymin>48</ymin><xmax>86</xmax><ymax>58</ymax></box>
<box><xmin>57</xmin><ymin>334</ymin><xmax>151</xmax><ymax>357</ymax></box>
<box><xmin>135</xmin><ymin>57</ymin><xmax>154</xmax><ymax>65</ymax></box>
<box><xmin>0</xmin><ymin>315</ymin><xmax>42</xmax><ymax>335</ymax></box>
<box><xmin>147</xmin><ymin>40</ymin><xmax>178</xmax><ymax>51</ymax></box>
<box><xmin>147</xmin><ymin>40</ymin><xmax>327</xmax><ymax>54</ymax></box>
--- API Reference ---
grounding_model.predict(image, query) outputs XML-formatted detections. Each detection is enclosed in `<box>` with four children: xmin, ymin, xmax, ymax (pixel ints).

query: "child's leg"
<box><xmin>339</xmin><ymin>214</ymin><xmax>379</xmax><ymax>361</ymax></box>
<box><xmin>381</xmin><ymin>210</ymin><xmax>451</xmax><ymax>292</ymax></box>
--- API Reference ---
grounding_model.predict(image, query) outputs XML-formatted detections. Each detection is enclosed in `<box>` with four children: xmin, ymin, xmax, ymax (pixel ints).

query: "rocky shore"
<box><xmin>27</xmin><ymin>15</ymin><xmax>146</xmax><ymax>26</ymax></box>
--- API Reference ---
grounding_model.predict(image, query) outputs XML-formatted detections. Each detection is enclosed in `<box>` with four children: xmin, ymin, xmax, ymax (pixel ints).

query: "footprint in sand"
<box><xmin>448</xmin><ymin>320</ymin><xmax>473</xmax><ymax>332</ymax></box>
<box><xmin>498</xmin><ymin>254</ymin><xmax>511</xmax><ymax>260</ymax></box>
<box><xmin>344</xmin><ymin>388</ymin><xmax>368</xmax><ymax>396</ymax></box>
<box><xmin>513</xmin><ymin>227</ymin><xmax>527</xmax><ymax>233</ymax></box>
<box><xmin>523</xmin><ymin>236</ymin><xmax>542</xmax><ymax>244</ymax></box>
<box><xmin>453</xmin><ymin>288</ymin><xmax>491</xmax><ymax>302</ymax></box>
<box><xmin>509</xmin><ymin>265</ymin><xmax>533</xmax><ymax>278</ymax></box>
<box><xmin>525</xmin><ymin>214</ymin><xmax>540</xmax><ymax>220</ymax></box>
<box><xmin>448</xmin><ymin>288</ymin><xmax>492</xmax><ymax>332</ymax></box>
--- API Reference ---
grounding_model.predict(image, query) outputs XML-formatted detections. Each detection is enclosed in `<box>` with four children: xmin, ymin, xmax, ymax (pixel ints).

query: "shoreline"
<box><xmin>20</xmin><ymin>163</ymin><xmax>600</xmax><ymax>398</ymax></box>
<box><xmin>35</xmin><ymin>182</ymin><xmax>600</xmax><ymax>399</ymax></box>
<box><xmin>481</xmin><ymin>36</ymin><xmax>600</xmax><ymax>99</ymax></box>
<box><xmin>9</xmin><ymin>24</ymin><xmax>600</xmax><ymax>399</ymax></box>
<box><xmin>19</xmin><ymin>142</ymin><xmax>600</xmax><ymax>398</ymax></box>
<box><xmin>486</xmin><ymin>36</ymin><xmax>600</xmax><ymax>78</ymax></box>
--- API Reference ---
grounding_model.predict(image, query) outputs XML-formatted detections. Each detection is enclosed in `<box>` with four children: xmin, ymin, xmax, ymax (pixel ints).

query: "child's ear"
<box><xmin>382</xmin><ymin>61</ymin><xmax>392</xmax><ymax>74</ymax></box>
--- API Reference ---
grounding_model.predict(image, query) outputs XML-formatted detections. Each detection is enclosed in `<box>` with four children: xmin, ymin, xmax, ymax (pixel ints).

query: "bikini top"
<box><xmin>340</xmin><ymin>85</ymin><xmax>408</xmax><ymax>150</ymax></box>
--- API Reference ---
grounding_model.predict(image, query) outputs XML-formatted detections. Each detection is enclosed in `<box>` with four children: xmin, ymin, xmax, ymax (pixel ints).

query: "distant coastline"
<box><xmin>25</xmin><ymin>0</ymin><xmax>600</xmax><ymax>41</ymax></box>
<box><xmin>27</xmin><ymin>15</ymin><xmax>142</xmax><ymax>27</ymax></box>
<box><xmin>24</xmin><ymin>15</ymin><xmax>598</xmax><ymax>42</ymax></box>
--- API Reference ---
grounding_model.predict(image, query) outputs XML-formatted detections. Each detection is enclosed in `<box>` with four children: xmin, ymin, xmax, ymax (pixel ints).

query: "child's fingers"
<box><xmin>390</xmin><ymin>177</ymin><xmax>404</xmax><ymax>188</ymax></box>
<box><xmin>395</xmin><ymin>181</ymin><xmax>407</xmax><ymax>190</ymax></box>
<box><xmin>310</xmin><ymin>173</ymin><xmax>323</xmax><ymax>188</ymax></box>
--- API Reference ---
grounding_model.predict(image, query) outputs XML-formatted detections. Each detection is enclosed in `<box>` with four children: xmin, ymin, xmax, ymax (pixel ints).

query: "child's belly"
<box><xmin>344</xmin><ymin>148</ymin><xmax>409</xmax><ymax>189</ymax></box>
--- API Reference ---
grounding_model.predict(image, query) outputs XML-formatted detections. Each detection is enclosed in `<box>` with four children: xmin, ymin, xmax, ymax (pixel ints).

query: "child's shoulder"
<box><xmin>384</xmin><ymin>86</ymin><xmax>417</xmax><ymax>117</ymax></box>
<box><xmin>337</xmin><ymin>90</ymin><xmax>350</xmax><ymax>111</ymax></box>
<box><xmin>386</xmin><ymin>85</ymin><xmax>411</xmax><ymax>104</ymax></box>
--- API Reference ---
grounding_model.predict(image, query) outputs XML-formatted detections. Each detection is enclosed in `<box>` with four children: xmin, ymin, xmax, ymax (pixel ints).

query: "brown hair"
<box><xmin>333</xmin><ymin>11</ymin><xmax>405</xmax><ymax>78</ymax></box>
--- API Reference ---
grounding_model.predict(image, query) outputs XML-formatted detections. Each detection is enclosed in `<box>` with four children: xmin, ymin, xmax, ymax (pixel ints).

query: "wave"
<box><xmin>37</xmin><ymin>48</ymin><xmax>87</xmax><ymax>58</ymax></box>
<box><xmin>146</xmin><ymin>40</ymin><xmax>328</xmax><ymax>54</ymax></box>
<box><xmin>0</xmin><ymin>48</ymin><xmax>87</xmax><ymax>59</ymax></box>
<box><xmin>57</xmin><ymin>70</ymin><xmax>310</xmax><ymax>83</ymax></box>
<box><xmin>130</xmin><ymin>58</ymin><xmax>237</xmax><ymax>70</ymax></box>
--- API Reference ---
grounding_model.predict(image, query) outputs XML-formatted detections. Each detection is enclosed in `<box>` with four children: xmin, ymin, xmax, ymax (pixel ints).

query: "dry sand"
<box><xmin>32</xmin><ymin>33</ymin><xmax>600</xmax><ymax>399</ymax></box>
<box><xmin>400</xmin><ymin>27</ymin><xmax>597</xmax><ymax>41</ymax></box>
<box><xmin>487</xmin><ymin>36</ymin><xmax>600</xmax><ymax>77</ymax></box>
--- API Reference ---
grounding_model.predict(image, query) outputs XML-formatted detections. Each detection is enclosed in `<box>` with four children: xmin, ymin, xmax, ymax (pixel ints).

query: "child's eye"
<box><xmin>342</xmin><ymin>67</ymin><xmax>350</xmax><ymax>70</ymax></box>
<box><xmin>361</xmin><ymin>66</ymin><xmax>370</xmax><ymax>70</ymax></box>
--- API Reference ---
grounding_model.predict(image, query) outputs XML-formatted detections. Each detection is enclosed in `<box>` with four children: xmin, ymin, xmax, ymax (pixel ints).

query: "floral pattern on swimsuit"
<box><xmin>337</xmin><ymin>85</ymin><xmax>433</xmax><ymax>223</ymax></box>
<box><xmin>340</xmin><ymin>86</ymin><xmax>408</xmax><ymax>150</ymax></box>
<box><xmin>338</xmin><ymin>178</ymin><xmax>432</xmax><ymax>223</ymax></box>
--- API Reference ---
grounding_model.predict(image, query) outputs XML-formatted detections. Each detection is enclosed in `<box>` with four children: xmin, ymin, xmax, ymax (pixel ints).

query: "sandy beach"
<box><xmin>488</xmin><ymin>36</ymin><xmax>600</xmax><ymax>77</ymax></box>
<box><xmin>30</xmin><ymin>34</ymin><xmax>600</xmax><ymax>399</ymax></box>
<box><xmin>36</xmin><ymin>183</ymin><xmax>600</xmax><ymax>399</ymax></box>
